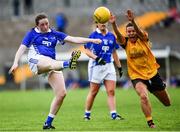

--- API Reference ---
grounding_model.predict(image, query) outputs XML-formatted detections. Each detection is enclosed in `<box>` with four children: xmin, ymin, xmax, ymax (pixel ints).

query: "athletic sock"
<box><xmin>110</xmin><ymin>110</ymin><xmax>117</xmax><ymax>119</ymax></box>
<box><xmin>84</xmin><ymin>110</ymin><xmax>91</xmax><ymax>117</ymax></box>
<box><xmin>45</xmin><ymin>113</ymin><xmax>55</xmax><ymax>126</ymax></box>
<box><xmin>63</xmin><ymin>61</ymin><xmax>70</xmax><ymax>68</ymax></box>
<box><xmin>146</xmin><ymin>116</ymin><xmax>152</xmax><ymax>122</ymax></box>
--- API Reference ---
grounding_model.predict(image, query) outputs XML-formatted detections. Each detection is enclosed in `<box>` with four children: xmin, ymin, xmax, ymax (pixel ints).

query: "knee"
<box><xmin>48</xmin><ymin>64</ymin><xmax>54</xmax><ymax>70</ymax></box>
<box><xmin>44</xmin><ymin>63</ymin><xmax>55</xmax><ymax>70</ymax></box>
<box><xmin>107</xmin><ymin>89</ymin><xmax>115</xmax><ymax>96</ymax></box>
<box><xmin>56</xmin><ymin>90</ymin><xmax>67</xmax><ymax>101</ymax></box>
<box><xmin>90</xmin><ymin>90</ymin><xmax>98</xmax><ymax>97</ymax></box>
<box><xmin>140</xmin><ymin>94</ymin><xmax>149</xmax><ymax>104</ymax></box>
<box><xmin>60</xmin><ymin>90</ymin><xmax>67</xmax><ymax>98</ymax></box>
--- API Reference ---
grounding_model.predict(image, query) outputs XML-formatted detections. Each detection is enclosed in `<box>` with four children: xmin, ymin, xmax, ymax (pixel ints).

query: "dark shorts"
<box><xmin>131</xmin><ymin>73</ymin><xmax>166</xmax><ymax>93</ymax></box>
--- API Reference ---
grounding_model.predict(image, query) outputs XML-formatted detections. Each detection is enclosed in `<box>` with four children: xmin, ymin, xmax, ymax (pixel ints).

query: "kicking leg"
<box><xmin>69</xmin><ymin>50</ymin><xmax>81</xmax><ymax>69</ymax></box>
<box><xmin>37</xmin><ymin>50</ymin><xmax>81</xmax><ymax>74</ymax></box>
<box><xmin>37</xmin><ymin>56</ymin><xmax>64</xmax><ymax>74</ymax></box>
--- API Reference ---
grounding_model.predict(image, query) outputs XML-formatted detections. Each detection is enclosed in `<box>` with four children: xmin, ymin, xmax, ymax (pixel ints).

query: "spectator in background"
<box><xmin>78</xmin><ymin>76</ymin><xmax>89</xmax><ymax>88</ymax></box>
<box><xmin>139</xmin><ymin>0</ymin><xmax>144</xmax><ymax>4</ymax></box>
<box><xmin>163</xmin><ymin>0</ymin><xmax>180</xmax><ymax>27</ymax></box>
<box><xmin>13</xmin><ymin>0</ymin><xmax>20</xmax><ymax>16</ymax></box>
<box><xmin>170</xmin><ymin>76</ymin><xmax>178</xmax><ymax>87</ymax></box>
<box><xmin>168</xmin><ymin>0</ymin><xmax>177</xmax><ymax>9</ymax></box>
<box><xmin>65</xmin><ymin>72</ymin><xmax>79</xmax><ymax>89</ymax></box>
<box><xmin>24</xmin><ymin>0</ymin><xmax>33</xmax><ymax>15</ymax></box>
<box><xmin>55</xmin><ymin>12</ymin><xmax>68</xmax><ymax>33</ymax></box>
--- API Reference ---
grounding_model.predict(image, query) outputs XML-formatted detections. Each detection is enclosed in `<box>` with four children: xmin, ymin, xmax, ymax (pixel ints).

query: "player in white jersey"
<box><xmin>83</xmin><ymin>22</ymin><xmax>124</xmax><ymax>120</ymax></box>
<box><xmin>9</xmin><ymin>13</ymin><xmax>101</xmax><ymax>130</ymax></box>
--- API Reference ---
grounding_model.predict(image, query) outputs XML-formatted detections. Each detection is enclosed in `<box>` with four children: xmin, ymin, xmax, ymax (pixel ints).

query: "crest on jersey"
<box><xmin>109</xmin><ymin>40</ymin><xmax>113</xmax><ymax>44</ymax></box>
<box><xmin>103</xmin><ymin>39</ymin><xmax>108</xmax><ymax>45</ymax></box>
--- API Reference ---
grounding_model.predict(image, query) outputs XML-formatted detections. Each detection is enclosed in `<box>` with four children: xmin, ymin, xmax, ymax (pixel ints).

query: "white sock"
<box><xmin>110</xmin><ymin>110</ymin><xmax>117</xmax><ymax>114</ymax></box>
<box><xmin>85</xmin><ymin>110</ymin><xmax>91</xmax><ymax>113</ymax></box>
<box><xmin>48</xmin><ymin>113</ymin><xmax>55</xmax><ymax>118</ymax></box>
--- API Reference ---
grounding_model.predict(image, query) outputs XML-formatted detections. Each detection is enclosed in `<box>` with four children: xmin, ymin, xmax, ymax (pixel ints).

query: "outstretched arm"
<box><xmin>9</xmin><ymin>45</ymin><xmax>27</xmax><ymax>74</ymax></box>
<box><xmin>64</xmin><ymin>36</ymin><xmax>102</xmax><ymax>44</ymax></box>
<box><xmin>126</xmin><ymin>10</ymin><xmax>148</xmax><ymax>41</ymax></box>
<box><xmin>109</xmin><ymin>14</ymin><xmax>126</xmax><ymax>44</ymax></box>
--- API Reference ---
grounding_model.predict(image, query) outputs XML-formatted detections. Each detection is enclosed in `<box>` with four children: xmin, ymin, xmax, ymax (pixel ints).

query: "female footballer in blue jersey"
<box><xmin>9</xmin><ymin>13</ymin><xmax>101</xmax><ymax>130</ymax></box>
<box><xmin>83</xmin><ymin>21</ymin><xmax>124</xmax><ymax>120</ymax></box>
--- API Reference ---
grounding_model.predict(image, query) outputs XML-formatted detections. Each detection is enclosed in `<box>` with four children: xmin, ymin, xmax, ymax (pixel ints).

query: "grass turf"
<box><xmin>0</xmin><ymin>88</ymin><xmax>180</xmax><ymax>131</ymax></box>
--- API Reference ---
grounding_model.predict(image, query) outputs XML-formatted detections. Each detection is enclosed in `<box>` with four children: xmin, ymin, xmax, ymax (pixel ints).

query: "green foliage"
<box><xmin>0</xmin><ymin>88</ymin><xmax>180</xmax><ymax>131</ymax></box>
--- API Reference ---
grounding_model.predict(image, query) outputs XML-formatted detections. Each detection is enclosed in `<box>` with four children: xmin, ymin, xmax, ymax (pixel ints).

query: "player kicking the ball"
<box><xmin>9</xmin><ymin>13</ymin><xmax>101</xmax><ymax>130</ymax></box>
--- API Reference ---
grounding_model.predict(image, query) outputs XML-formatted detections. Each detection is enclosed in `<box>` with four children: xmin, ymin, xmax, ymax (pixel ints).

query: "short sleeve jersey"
<box><xmin>21</xmin><ymin>27</ymin><xmax>68</xmax><ymax>59</ymax></box>
<box><xmin>121</xmin><ymin>35</ymin><xmax>160</xmax><ymax>80</ymax></box>
<box><xmin>84</xmin><ymin>29</ymin><xmax>119</xmax><ymax>66</ymax></box>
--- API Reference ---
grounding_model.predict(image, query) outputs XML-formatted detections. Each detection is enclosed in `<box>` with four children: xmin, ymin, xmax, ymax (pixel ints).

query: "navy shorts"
<box><xmin>131</xmin><ymin>73</ymin><xmax>166</xmax><ymax>93</ymax></box>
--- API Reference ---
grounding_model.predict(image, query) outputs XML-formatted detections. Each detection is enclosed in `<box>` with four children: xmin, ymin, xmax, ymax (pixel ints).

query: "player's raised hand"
<box><xmin>126</xmin><ymin>9</ymin><xmax>134</xmax><ymax>21</ymax></box>
<box><xmin>109</xmin><ymin>12</ymin><xmax>116</xmax><ymax>24</ymax></box>
<box><xmin>9</xmin><ymin>63</ymin><xmax>18</xmax><ymax>74</ymax></box>
<box><xmin>92</xmin><ymin>39</ymin><xmax>102</xmax><ymax>44</ymax></box>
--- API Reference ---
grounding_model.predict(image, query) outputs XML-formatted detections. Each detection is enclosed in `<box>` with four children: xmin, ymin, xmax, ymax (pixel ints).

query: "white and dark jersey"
<box><xmin>22</xmin><ymin>27</ymin><xmax>68</xmax><ymax>59</ymax></box>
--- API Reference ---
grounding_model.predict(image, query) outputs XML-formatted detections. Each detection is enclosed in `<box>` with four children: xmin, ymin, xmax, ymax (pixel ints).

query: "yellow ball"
<box><xmin>93</xmin><ymin>6</ymin><xmax>110</xmax><ymax>24</ymax></box>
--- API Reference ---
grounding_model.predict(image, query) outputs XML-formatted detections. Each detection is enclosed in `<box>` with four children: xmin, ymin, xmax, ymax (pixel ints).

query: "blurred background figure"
<box><xmin>24</xmin><ymin>0</ymin><xmax>33</xmax><ymax>15</ymax></box>
<box><xmin>65</xmin><ymin>71</ymin><xmax>80</xmax><ymax>89</ymax></box>
<box><xmin>163</xmin><ymin>0</ymin><xmax>180</xmax><ymax>27</ymax></box>
<box><xmin>55</xmin><ymin>12</ymin><xmax>68</xmax><ymax>33</ymax></box>
<box><xmin>13</xmin><ymin>0</ymin><xmax>20</xmax><ymax>16</ymax></box>
<box><xmin>139</xmin><ymin>0</ymin><xmax>144</xmax><ymax>4</ymax></box>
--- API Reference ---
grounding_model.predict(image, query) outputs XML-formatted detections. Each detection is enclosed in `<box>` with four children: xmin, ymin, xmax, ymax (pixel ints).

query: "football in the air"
<box><xmin>93</xmin><ymin>6</ymin><xmax>111</xmax><ymax>24</ymax></box>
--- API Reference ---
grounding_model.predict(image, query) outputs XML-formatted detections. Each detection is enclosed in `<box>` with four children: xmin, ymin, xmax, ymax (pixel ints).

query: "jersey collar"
<box><xmin>34</xmin><ymin>27</ymin><xmax>51</xmax><ymax>33</ymax></box>
<box><xmin>96</xmin><ymin>28</ymin><xmax>108</xmax><ymax>35</ymax></box>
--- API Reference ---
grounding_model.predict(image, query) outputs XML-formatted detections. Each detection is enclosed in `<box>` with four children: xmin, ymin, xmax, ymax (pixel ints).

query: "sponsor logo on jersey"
<box><xmin>42</xmin><ymin>41</ymin><xmax>52</xmax><ymax>46</ymax></box>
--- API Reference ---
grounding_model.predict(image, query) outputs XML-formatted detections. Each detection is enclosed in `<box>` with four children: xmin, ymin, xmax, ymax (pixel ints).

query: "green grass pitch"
<box><xmin>0</xmin><ymin>88</ymin><xmax>180</xmax><ymax>131</ymax></box>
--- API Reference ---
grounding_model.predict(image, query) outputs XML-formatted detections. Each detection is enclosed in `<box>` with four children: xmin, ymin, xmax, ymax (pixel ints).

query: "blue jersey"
<box><xmin>22</xmin><ymin>27</ymin><xmax>68</xmax><ymax>59</ymax></box>
<box><xmin>84</xmin><ymin>29</ymin><xmax>119</xmax><ymax>65</ymax></box>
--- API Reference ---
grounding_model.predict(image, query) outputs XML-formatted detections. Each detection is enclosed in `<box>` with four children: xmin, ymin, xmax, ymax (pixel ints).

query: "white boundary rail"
<box><xmin>20</xmin><ymin>46</ymin><xmax>180</xmax><ymax>90</ymax></box>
